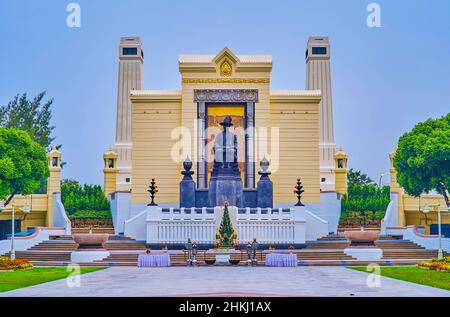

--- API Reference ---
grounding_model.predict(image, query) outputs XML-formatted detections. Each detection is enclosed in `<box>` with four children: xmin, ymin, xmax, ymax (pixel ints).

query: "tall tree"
<box><xmin>0</xmin><ymin>92</ymin><xmax>55</xmax><ymax>149</ymax></box>
<box><xmin>347</xmin><ymin>168</ymin><xmax>375</xmax><ymax>185</ymax></box>
<box><xmin>394</xmin><ymin>113</ymin><xmax>450</xmax><ymax>206</ymax></box>
<box><xmin>0</xmin><ymin>127</ymin><xmax>49</xmax><ymax>206</ymax></box>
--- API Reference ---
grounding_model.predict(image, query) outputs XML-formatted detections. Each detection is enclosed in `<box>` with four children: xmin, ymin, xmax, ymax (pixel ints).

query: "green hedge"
<box><xmin>69</xmin><ymin>210</ymin><xmax>112</xmax><ymax>220</ymax></box>
<box><xmin>61</xmin><ymin>179</ymin><xmax>110</xmax><ymax>215</ymax></box>
<box><xmin>341</xmin><ymin>184</ymin><xmax>390</xmax><ymax>220</ymax></box>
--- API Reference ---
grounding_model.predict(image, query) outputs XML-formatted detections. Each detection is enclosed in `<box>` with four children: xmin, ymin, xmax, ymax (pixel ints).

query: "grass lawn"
<box><xmin>0</xmin><ymin>267</ymin><xmax>105</xmax><ymax>293</ymax></box>
<box><xmin>350</xmin><ymin>266</ymin><xmax>450</xmax><ymax>291</ymax></box>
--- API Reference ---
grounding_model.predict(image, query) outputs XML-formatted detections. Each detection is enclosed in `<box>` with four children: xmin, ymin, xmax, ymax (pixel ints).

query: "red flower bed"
<box><xmin>0</xmin><ymin>257</ymin><xmax>33</xmax><ymax>271</ymax></box>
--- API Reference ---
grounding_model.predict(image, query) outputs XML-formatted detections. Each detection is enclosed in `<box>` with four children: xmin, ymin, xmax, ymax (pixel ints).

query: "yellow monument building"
<box><xmin>107</xmin><ymin>36</ymin><xmax>346</xmax><ymax>204</ymax></box>
<box><xmin>104</xmin><ymin>36</ymin><xmax>347</xmax><ymax>241</ymax></box>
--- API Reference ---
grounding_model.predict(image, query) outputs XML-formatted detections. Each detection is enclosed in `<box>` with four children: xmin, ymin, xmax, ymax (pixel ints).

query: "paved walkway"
<box><xmin>2</xmin><ymin>267</ymin><xmax>449</xmax><ymax>297</ymax></box>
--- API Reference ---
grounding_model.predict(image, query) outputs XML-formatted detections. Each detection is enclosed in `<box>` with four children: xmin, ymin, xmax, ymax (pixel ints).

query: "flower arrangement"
<box><xmin>418</xmin><ymin>256</ymin><xmax>450</xmax><ymax>272</ymax></box>
<box><xmin>0</xmin><ymin>257</ymin><xmax>33</xmax><ymax>271</ymax></box>
<box><xmin>215</xmin><ymin>203</ymin><xmax>237</xmax><ymax>249</ymax></box>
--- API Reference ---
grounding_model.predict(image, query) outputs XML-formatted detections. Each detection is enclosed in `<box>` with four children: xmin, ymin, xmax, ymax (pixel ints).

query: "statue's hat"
<box><xmin>220</xmin><ymin>116</ymin><xmax>233</xmax><ymax>127</ymax></box>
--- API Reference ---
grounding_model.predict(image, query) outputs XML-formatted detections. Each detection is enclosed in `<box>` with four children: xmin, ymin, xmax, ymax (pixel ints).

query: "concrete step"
<box><xmin>5</xmin><ymin>251</ymin><xmax>72</xmax><ymax>261</ymax></box>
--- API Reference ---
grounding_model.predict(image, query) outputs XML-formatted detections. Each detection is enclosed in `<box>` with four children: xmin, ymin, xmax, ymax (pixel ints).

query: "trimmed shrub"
<box><xmin>69</xmin><ymin>210</ymin><xmax>112</xmax><ymax>220</ymax></box>
<box><xmin>341</xmin><ymin>184</ymin><xmax>390</xmax><ymax>220</ymax></box>
<box><xmin>61</xmin><ymin>179</ymin><xmax>110</xmax><ymax>215</ymax></box>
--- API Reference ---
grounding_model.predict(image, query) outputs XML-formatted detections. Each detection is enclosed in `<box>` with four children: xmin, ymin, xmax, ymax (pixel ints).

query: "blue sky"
<box><xmin>1</xmin><ymin>0</ymin><xmax>449</xmax><ymax>186</ymax></box>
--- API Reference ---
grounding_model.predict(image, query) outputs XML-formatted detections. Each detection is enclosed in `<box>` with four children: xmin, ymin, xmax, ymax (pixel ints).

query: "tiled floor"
<box><xmin>2</xmin><ymin>266</ymin><xmax>449</xmax><ymax>297</ymax></box>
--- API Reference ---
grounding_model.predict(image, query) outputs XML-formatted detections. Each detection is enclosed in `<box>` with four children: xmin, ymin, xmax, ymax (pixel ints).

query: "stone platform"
<box><xmin>2</xmin><ymin>267</ymin><xmax>449</xmax><ymax>297</ymax></box>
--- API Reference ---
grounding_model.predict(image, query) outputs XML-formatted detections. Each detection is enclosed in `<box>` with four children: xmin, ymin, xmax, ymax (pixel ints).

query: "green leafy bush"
<box><xmin>69</xmin><ymin>210</ymin><xmax>113</xmax><ymax>228</ymax></box>
<box><xmin>69</xmin><ymin>210</ymin><xmax>112</xmax><ymax>220</ymax></box>
<box><xmin>341</xmin><ymin>183</ymin><xmax>390</xmax><ymax>220</ymax></box>
<box><xmin>61</xmin><ymin>179</ymin><xmax>109</xmax><ymax>215</ymax></box>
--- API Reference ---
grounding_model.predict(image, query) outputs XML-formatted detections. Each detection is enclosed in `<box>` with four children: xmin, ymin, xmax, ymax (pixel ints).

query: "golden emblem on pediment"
<box><xmin>220</xmin><ymin>60</ymin><xmax>232</xmax><ymax>77</ymax></box>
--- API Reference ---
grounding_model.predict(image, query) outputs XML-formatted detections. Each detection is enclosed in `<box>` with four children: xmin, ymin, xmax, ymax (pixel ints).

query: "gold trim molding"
<box><xmin>182</xmin><ymin>78</ymin><xmax>270</xmax><ymax>84</ymax></box>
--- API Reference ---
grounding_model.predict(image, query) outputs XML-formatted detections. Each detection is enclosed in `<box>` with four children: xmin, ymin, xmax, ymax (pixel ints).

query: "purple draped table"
<box><xmin>265</xmin><ymin>253</ymin><xmax>298</xmax><ymax>267</ymax></box>
<box><xmin>138</xmin><ymin>253</ymin><xmax>171</xmax><ymax>267</ymax></box>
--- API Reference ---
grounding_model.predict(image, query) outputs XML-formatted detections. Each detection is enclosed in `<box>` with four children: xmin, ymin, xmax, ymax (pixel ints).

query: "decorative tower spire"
<box><xmin>333</xmin><ymin>147</ymin><xmax>348</xmax><ymax>195</ymax></box>
<box><xmin>47</xmin><ymin>145</ymin><xmax>62</xmax><ymax>227</ymax></box>
<box><xmin>306</xmin><ymin>36</ymin><xmax>336</xmax><ymax>191</ymax></box>
<box><xmin>114</xmin><ymin>37</ymin><xmax>144</xmax><ymax>191</ymax></box>
<box><xmin>103</xmin><ymin>147</ymin><xmax>118</xmax><ymax>197</ymax></box>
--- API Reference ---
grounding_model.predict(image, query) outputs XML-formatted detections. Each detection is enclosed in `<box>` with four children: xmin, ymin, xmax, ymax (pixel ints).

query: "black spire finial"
<box><xmin>181</xmin><ymin>156</ymin><xmax>194</xmax><ymax>180</ymax></box>
<box><xmin>147</xmin><ymin>178</ymin><xmax>158</xmax><ymax>206</ymax></box>
<box><xmin>294</xmin><ymin>178</ymin><xmax>305</xmax><ymax>206</ymax></box>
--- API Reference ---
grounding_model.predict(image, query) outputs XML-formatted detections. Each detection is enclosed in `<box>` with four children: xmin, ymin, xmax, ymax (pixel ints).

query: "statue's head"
<box><xmin>219</xmin><ymin>116</ymin><xmax>233</xmax><ymax>128</ymax></box>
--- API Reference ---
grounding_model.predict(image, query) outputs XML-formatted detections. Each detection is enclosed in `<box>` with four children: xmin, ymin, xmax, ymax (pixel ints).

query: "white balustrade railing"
<box><xmin>157</xmin><ymin>220</ymin><xmax>216</xmax><ymax>244</ymax></box>
<box><xmin>147</xmin><ymin>206</ymin><xmax>304</xmax><ymax>244</ymax></box>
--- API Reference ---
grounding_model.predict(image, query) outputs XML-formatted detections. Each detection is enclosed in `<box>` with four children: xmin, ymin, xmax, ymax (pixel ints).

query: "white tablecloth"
<box><xmin>138</xmin><ymin>254</ymin><xmax>171</xmax><ymax>267</ymax></box>
<box><xmin>265</xmin><ymin>253</ymin><xmax>297</xmax><ymax>267</ymax></box>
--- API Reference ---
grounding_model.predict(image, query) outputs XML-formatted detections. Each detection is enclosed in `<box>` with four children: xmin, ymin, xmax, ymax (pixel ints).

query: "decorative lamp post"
<box><xmin>294</xmin><ymin>178</ymin><xmax>305</xmax><ymax>206</ymax></box>
<box><xmin>185</xmin><ymin>237</ymin><xmax>193</xmax><ymax>266</ymax></box>
<box><xmin>423</xmin><ymin>204</ymin><xmax>443</xmax><ymax>260</ymax></box>
<box><xmin>251</xmin><ymin>237</ymin><xmax>259</xmax><ymax>266</ymax></box>
<box><xmin>9</xmin><ymin>204</ymin><xmax>31</xmax><ymax>260</ymax></box>
<box><xmin>246</xmin><ymin>241</ymin><xmax>252</xmax><ymax>266</ymax></box>
<box><xmin>379</xmin><ymin>172</ymin><xmax>385</xmax><ymax>188</ymax></box>
<box><xmin>192</xmin><ymin>240</ymin><xmax>198</xmax><ymax>265</ymax></box>
<box><xmin>147</xmin><ymin>178</ymin><xmax>158</xmax><ymax>206</ymax></box>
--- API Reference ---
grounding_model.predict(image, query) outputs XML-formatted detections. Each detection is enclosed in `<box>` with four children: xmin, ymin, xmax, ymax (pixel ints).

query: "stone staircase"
<box><xmin>5</xmin><ymin>233</ymin><xmax>447</xmax><ymax>267</ymax></box>
<box><xmin>29</xmin><ymin>240</ymin><xmax>79</xmax><ymax>251</ymax></box>
<box><xmin>382</xmin><ymin>249</ymin><xmax>444</xmax><ymax>260</ymax></box>
<box><xmin>103</xmin><ymin>241</ymin><xmax>147</xmax><ymax>250</ymax></box>
<box><xmin>308</xmin><ymin>234</ymin><xmax>447</xmax><ymax>261</ymax></box>
<box><xmin>4</xmin><ymin>251</ymin><xmax>72</xmax><ymax>262</ymax></box>
<box><xmin>50</xmin><ymin>235</ymin><xmax>133</xmax><ymax>241</ymax></box>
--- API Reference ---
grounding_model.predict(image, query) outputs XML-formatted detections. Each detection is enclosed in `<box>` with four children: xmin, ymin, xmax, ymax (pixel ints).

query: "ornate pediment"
<box><xmin>213</xmin><ymin>47</ymin><xmax>239</xmax><ymax>77</ymax></box>
<box><xmin>178</xmin><ymin>47</ymin><xmax>272</xmax><ymax>75</ymax></box>
<box><xmin>212</xmin><ymin>47</ymin><xmax>240</xmax><ymax>65</ymax></box>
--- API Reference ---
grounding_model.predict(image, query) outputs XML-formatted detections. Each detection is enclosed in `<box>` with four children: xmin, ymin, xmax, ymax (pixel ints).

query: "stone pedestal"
<box><xmin>257</xmin><ymin>172</ymin><xmax>273</xmax><ymax>208</ymax></box>
<box><xmin>215</xmin><ymin>254</ymin><xmax>231</xmax><ymax>265</ymax></box>
<box><xmin>344</xmin><ymin>248</ymin><xmax>383</xmax><ymax>261</ymax></box>
<box><xmin>180</xmin><ymin>179</ymin><xmax>195</xmax><ymax>208</ymax></box>
<box><xmin>71</xmin><ymin>250</ymin><xmax>110</xmax><ymax>263</ymax></box>
<box><xmin>208</xmin><ymin>174</ymin><xmax>243</xmax><ymax>207</ymax></box>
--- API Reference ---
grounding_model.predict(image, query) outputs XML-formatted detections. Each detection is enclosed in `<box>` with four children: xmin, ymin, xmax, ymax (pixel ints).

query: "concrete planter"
<box><xmin>344</xmin><ymin>230</ymin><xmax>380</xmax><ymax>246</ymax></box>
<box><xmin>72</xmin><ymin>233</ymin><xmax>109</xmax><ymax>247</ymax></box>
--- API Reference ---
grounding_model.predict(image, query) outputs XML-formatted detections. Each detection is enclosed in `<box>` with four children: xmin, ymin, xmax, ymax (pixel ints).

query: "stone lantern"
<box><xmin>47</xmin><ymin>145</ymin><xmax>62</xmax><ymax>227</ymax></box>
<box><xmin>333</xmin><ymin>147</ymin><xmax>348</xmax><ymax>195</ymax></box>
<box><xmin>103</xmin><ymin>147</ymin><xmax>118</xmax><ymax>197</ymax></box>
